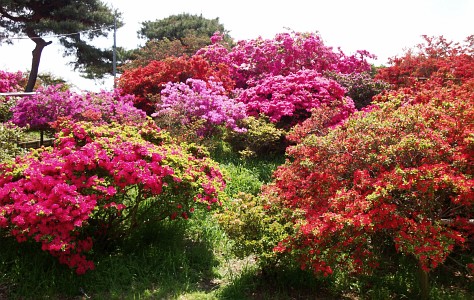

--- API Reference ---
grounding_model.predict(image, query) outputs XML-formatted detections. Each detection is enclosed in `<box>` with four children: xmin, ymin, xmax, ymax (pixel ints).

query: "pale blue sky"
<box><xmin>1</xmin><ymin>0</ymin><xmax>473</xmax><ymax>91</ymax></box>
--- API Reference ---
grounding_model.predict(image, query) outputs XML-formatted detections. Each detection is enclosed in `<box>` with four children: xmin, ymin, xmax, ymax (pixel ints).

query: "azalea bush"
<box><xmin>153</xmin><ymin>78</ymin><xmax>247</xmax><ymax>136</ymax></box>
<box><xmin>264</xmin><ymin>82</ymin><xmax>474</xmax><ymax>276</ymax></box>
<box><xmin>0</xmin><ymin>70</ymin><xmax>26</xmax><ymax>122</ymax></box>
<box><xmin>224</xmin><ymin>115</ymin><xmax>286</xmax><ymax>158</ymax></box>
<box><xmin>198</xmin><ymin>31</ymin><xmax>374</xmax><ymax>89</ymax></box>
<box><xmin>0</xmin><ymin>70</ymin><xmax>25</xmax><ymax>93</ymax></box>
<box><xmin>11</xmin><ymin>85</ymin><xmax>146</xmax><ymax>130</ymax></box>
<box><xmin>325</xmin><ymin>71</ymin><xmax>391</xmax><ymax>109</ymax></box>
<box><xmin>236</xmin><ymin>69</ymin><xmax>355</xmax><ymax>127</ymax></box>
<box><xmin>215</xmin><ymin>192</ymin><xmax>300</xmax><ymax>268</ymax></box>
<box><xmin>376</xmin><ymin>35</ymin><xmax>474</xmax><ymax>89</ymax></box>
<box><xmin>76</xmin><ymin>89</ymin><xmax>146</xmax><ymax>125</ymax></box>
<box><xmin>0</xmin><ymin>118</ymin><xmax>226</xmax><ymax>274</ymax></box>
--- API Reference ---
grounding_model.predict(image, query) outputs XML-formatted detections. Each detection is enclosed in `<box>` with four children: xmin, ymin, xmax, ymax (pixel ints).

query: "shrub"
<box><xmin>235</xmin><ymin>69</ymin><xmax>355</xmax><ymax>127</ymax></box>
<box><xmin>0</xmin><ymin>119</ymin><xmax>226</xmax><ymax>274</ymax></box>
<box><xmin>216</xmin><ymin>192</ymin><xmax>300</xmax><ymax>268</ymax></box>
<box><xmin>375</xmin><ymin>35</ymin><xmax>474</xmax><ymax>89</ymax></box>
<box><xmin>265</xmin><ymin>83</ymin><xmax>474</xmax><ymax>276</ymax></box>
<box><xmin>11</xmin><ymin>85</ymin><xmax>146</xmax><ymax>130</ymax></box>
<box><xmin>0</xmin><ymin>122</ymin><xmax>25</xmax><ymax>162</ymax></box>
<box><xmin>224</xmin><ymin>115</ymin><xmax>286</xmax><ymax>158</ymax></box>
<box><xmin>153</xmin><ymin>78</ymin><xmax>247</xmax><ymax>136</ymax></box>
<box><xmin>325</xmin><ymin>71</ymin><xmax>392</xmax><ymax>110</ymax></box>
<box><xmin>0</xmin><ymin>70</ymin><xmax>25</xmax><ymax>93</ymax></box>
<box><xmin>11</xmin><ymin>85</ymin><xmax>82</xmax><ymax>130</ymax></box>
<box><xmin>76</xmin><ymin>89</ymin><xmax>146</xmax><ymax>125</ymax></box>
<box><xmin>0</xmin><ymin>96</ymin><xmax>15</xmax><ymax>123</ymax></box>
<box><xmin>198</xmin><ymin>31</ymin><xmax>374</xmax><ymax>88</ymax></box>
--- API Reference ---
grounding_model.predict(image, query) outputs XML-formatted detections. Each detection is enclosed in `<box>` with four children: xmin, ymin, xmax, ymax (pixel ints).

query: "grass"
<box><xmin>1</xmin><ymin>145</ymin><xmax>473</xmax><ymax>299</ymax></box>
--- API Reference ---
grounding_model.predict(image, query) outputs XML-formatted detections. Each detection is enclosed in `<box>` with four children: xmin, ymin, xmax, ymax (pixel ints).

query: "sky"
<box><xmin>0</xmin><ymin>0</ymin><xmax>473</xmax><ymax>92</ymax></box>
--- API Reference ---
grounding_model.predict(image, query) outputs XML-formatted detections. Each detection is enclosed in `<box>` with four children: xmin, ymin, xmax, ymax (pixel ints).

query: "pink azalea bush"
<box><xmin>198</xmin><ymin>32</ymin><xmax>375</xmax><ymax>88</ymax></box>
<box><xmin>0</xmin><ymin>70</ymin><xmax>25</xmax><ymax>93</ymax></box>
<box><xmin>0</xmin><ymin>118</ymin><xmax>226</xmax><ymax>274</ymax></box>
<box><xmin>236</xmin><ymin>69</ymin><xmax>355</xmax><ymax>127</ymax></box>
<box><xmin>11</xmin><ymin>85</ymin><xmax>81</xmax><ymax>130</ymax></box>
<box><xmin>77</xmin><ymin>89</ymin><xmax>146</xmax><ymax>125</ymax></box>
<box><xmin>1</xmin><ymin>70</ymin><xmax>26</xmax><ymax>122</ymax></box>
<box><xmin>153</xmin><ymin>78</ymin><xmax>247</xmax><ymax>135</ymax></box>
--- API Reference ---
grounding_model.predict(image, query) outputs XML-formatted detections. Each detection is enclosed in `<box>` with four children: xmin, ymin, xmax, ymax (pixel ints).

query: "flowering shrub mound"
<box><xmin>265</xmin><ymin>84</ymin><xmax>474</xmax><ymax>275</ymax></box>
<box><xmin>76</xmin><ymin>89</ymin><xmax>146</xmax><ymax>125</ymax></box>
<box><xmin>11</xmin><ymin>85</ymin><xmax>80</xmax><ymax>130</ymax></box>
<box><xmin>11</xmin><ymin>85</ymin><xmax>146</xmax><ymax>130</ymax></box>
<box><xmin>236</xmin><ymin>69</ymin><xmax>355</xmax><ymax>127</ymax></box>
<box><xmin>376</xmin><ymin>35</ymin><xmax>474</xmax><ymax>89</ymax></box>
<box><xmin>0</xmin><ymin>119</ymin><xmax>226</xmax><ymax>274</ymax></box>
<box><xmin>154</xmin><ymin>78</ymin><xmax>247</xmax><ymax>135</ymax></box>
<box><xmin>198</xmin><ymin>32</ymin><xmax>375</xmax><ymax>89</ymax></box>
<box><xmin>325</xmin><ymin>71</ymin><xmax>391</xmax><ymax>110</ymax></box>
<box><xmin>118</xmin><ymin>55</ymin><xmax>235</xmax><ymax>114</ymax></box>
<box><xmin>0</xmin><ymin>70</ymin><xmax>26</xmax><ymax>93</ymax></box>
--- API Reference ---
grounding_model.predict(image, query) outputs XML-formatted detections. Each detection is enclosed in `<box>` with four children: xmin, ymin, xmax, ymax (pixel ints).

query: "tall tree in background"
<box><xmin>0</xmin><ymin>0</ymin><xmax>121</xmax><ymax>91</ymax></box>
<box><xmin>139</xmin><ymin>13</ymin><xmax>232</xmax><ymax>44</ymax></box>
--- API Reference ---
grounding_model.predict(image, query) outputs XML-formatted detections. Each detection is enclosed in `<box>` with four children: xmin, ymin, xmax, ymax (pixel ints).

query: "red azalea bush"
<box><xmin>376</xmin><ymin>35</ymin><xmax>474</xmax><ymax>89</ymax></box>
<box><xmin>265</xmin><ymin>82</ymin><xmax>474</xmax><ymax>276</ymax></box>
<box><xmin>0</xmin><ymin>118</ymin><xmax>226</xmax><ymax>274</ymax></box>
<box><xmin>118</xmin><ymin>55</ymin><xmax>235</xmax><ymax>114</ymax></box>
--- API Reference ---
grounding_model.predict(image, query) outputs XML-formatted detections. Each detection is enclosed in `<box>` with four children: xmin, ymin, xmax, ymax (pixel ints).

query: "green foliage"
<box><xmin>221</xmin><ymin>164</ymin><xmax>263</xmax><ymax>197</ymax></box>
<box><xmin>215</xmin><ymin>192</ymin><xmax>300</xmax><ymax>268</ymax></box>
<box><xmin>325</xmin><ymin>71</ymin><xmax>392</xmax><ymax>109</ymax></box>
<box><xmin>225</xmin><ymin>116</ymin><xmax>286</xmax><ymax>158</ymax></box>
<box><xmin>139</xmin><ymin>13</ymin><xmax>232</xmax><ymax>43</ymax></box>
<box><xmin>0</xmin><ymin>96</ymin><xmax>15</xmax><ymax>122</ymax></box>
<box><xmin>0</xmin><ymin>122</ymin><xmax>25</xmax><ymax>162</ymax></box>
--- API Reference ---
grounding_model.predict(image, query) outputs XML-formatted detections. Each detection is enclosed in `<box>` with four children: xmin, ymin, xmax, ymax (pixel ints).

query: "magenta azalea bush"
<box><xmin>154</xmin><ymin>78</ymin><xmax>247</xmax><ymax>135</ymax></box>
<box><xmin>236</xmin><ymin>69</ymin><xmax>355</xmax><ymax>126</ymax></box>
<box><xmin>198</xmin><ymin>32</ymin><xmax>374</xmax><ymax>88</ymax></box>
<box><xmin>11</xmin><ymin>85</ymin><xmax>146</xmax><ymax>130</ymax></box>
<box><xmin>11</xmin><ymin>85</ymin><xmax>81</xmax><ymax>129</ymax></box>
<box><xmin>0</xmin><ymin>119</ymin><xmax>226</xmax><ymax>274</ymax></box>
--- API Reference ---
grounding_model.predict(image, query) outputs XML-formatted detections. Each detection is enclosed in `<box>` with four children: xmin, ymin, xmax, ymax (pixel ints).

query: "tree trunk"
<box><xmin>25</xmin><ymin>28</ymin><xmax>52</xmax><ymax>92</ymax></box>
<box><xmin>416</xmin><ymin>260</ymin><xmax>430</xmax><ymax>300</ymax></box>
